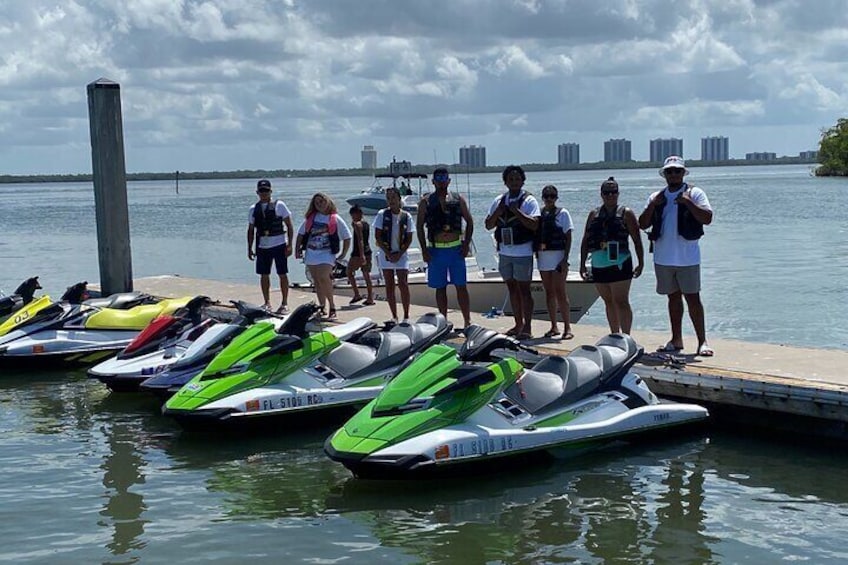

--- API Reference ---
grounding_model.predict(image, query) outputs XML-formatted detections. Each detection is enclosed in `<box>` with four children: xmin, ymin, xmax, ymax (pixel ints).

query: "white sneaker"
<box><xmin>401</xmin><ymin>318</ymin><xmax>410</xmax><ymax>325</ymax></box>
<box><xmin>276</xmin><ymin>304</ymin><xmax>289</xmax><ymax>314</ymax></box>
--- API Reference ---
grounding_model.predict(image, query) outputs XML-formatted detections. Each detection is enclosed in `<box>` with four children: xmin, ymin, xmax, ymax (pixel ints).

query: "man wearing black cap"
<box><xmin>247</xmin><ymin>179</ymin><xmax>294</xmax><ymax>313</ymax></box>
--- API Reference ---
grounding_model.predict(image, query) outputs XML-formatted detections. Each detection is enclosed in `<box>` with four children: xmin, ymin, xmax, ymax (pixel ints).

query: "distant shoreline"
<box><xmin>0</xmin><ymin>157</ymin><xmax>819</xmax><ymax>184</ymax></box>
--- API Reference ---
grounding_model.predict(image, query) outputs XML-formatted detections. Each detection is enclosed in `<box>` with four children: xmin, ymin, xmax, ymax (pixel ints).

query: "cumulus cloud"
<box><xmin>0</xmin><ymin>0</ymin><xmax>845</xmax><ymax>173</ymax></box>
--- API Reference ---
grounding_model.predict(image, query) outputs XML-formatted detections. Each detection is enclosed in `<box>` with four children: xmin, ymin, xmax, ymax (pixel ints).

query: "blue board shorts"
<box><xmin>427</xmin><ymin>246</ymin><xmax>467</xmax><ymax>289</ymax></box>
<box><xmin>256</xmin><ymin>244</ymin><xmax>288</xmax><ymax>275</ymax></box>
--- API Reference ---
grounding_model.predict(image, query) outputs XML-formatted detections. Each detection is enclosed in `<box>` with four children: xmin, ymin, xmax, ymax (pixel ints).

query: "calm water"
<box><xmin>1</xmin><ymin>165</ymin><xmax>848</xmax><ymax>563</ymax></box>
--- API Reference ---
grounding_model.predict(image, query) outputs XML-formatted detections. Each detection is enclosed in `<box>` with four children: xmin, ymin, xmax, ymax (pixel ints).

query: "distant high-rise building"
<box><xmin>459</xmin><ymin>145</ymin><xmax>486</xmax><ymax>168</ymax></box>
<box><xmin>557</xmin><ymin>143</ymin><xmax>580</xmax><ymax>166</ymax></box>
<box><xmin>361</xmin><ymin>145</ymin><xmax>377</xmax><ymax>169</ymax></box>
<box><xmin>799</xmin><ymin>150</ymin><xmax>819</xmax><ymax>160</ymax></box>
<box><xmin>649</xmin><ymin>138</ymin><xmax>683</xmax><ymax>162</ymax></box>
<box><xmin>701</xmin><ymin>136</ymin><xmax>729</xmax><ymax>161</ymax></box>
<box><xmin>745</xmin><ymin>152</ymin><xmax>777</xmax><ymax>161</ymax></box>
<box><xmin>603</xmin><ymin>139</ymin><xmax>631</xmax><ymax>163</ymax></box>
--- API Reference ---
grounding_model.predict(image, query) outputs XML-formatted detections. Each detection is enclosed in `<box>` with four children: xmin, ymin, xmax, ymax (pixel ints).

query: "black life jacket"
<box><xmin>378</xmin><ymin>209</ymin><xmax>411</xmax><ymax>249</ymax></box>
<box><xmin>494</xmin><ymin>190</ymin><xmax>535</xmax><ymax>248</ymax></box>
<box><xmin>647</xmin><ymin>184</ymin><xmax>705</xmax><ymax>243</ymax></box>
<box><xmin>301</xmin><ymin>213</ymin><xmax>340</xmax><ymax>254</ymax></box>
<box><xmin>253</xmin><ymin>200</ymin><xmax>286</xmax><ymax>241</ymax></box>
<box><xmin>534</xmin><ymin>207</ymin><xmax>568</xmax><ymax>251</ymax></box>
<box><xmin>351</xmin><ymin>221</ymin><xmax>372</xmax><ymax>256</ymax></box>
<box><xmin>586</xmin><ymin>206</ymin><xmax>630</xmax><ymax>253</ymax></box>
<box><xmin>425</xmin><ymin>191</ymin><xmax>463</xmax><ymax>243</ymax></box>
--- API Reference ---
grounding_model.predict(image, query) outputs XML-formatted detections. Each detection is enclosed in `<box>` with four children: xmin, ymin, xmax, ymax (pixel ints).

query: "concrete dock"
<box><xmin>133</xmin><ymin>275</ymin><xmax>848</xmax><ymax>440</ymax></box>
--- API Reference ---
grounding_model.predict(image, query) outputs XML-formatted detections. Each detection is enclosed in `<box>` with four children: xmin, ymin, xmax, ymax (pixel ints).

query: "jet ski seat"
<box><xmin>84</xmin><ymin>297</ymin><xmax>192</xmax><ymax>330</ymax></box>
<box><xmin>326</xmin><ymin>317</ymin><xmax>376</xmax><ymax>341</ymax></box>
<box><xmin>504</xmin><ymin>347</ymin><xmax>604</xmax><ymax>414</ymax></box>
<box><xmin>503</xmin><ymin>334</ymin><xmax>642</xmax><ymax>414</ymax></box>
<box><xmin>85</xmin><ymin>292</ymin><xmax>152</xmax><ymax>310</ymax></box>
<box><xmin>390</xmin><ymin>313</ymin><xmax>449</xmax><ymax>346</ymax></box>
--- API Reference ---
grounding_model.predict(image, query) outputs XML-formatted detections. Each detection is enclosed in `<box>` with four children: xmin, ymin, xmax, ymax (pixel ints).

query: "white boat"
<box><xmin>346</xmin><ymin>172</ymin><xmax>426</xmax><ymax>215</ymax></box>
<box><xmin>296</xmin><ymin>248</ymin><xmax>600</xmax><ymax>324</ymax></box>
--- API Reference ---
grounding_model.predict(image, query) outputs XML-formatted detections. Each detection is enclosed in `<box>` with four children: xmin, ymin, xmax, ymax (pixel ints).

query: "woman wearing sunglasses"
<box><xmin>534</xmin><ymin>184</ymin><xmax>574</xmax><ymax>340</ymax></box>
<box><xmin>579</xmin><ymin>177</ymin><xmax>644</xmax><ymax>334</ymax></box>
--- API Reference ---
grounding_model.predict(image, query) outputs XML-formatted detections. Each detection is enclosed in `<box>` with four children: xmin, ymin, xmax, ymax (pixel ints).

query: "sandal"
<box><xmin>349</xmin><ymin>296</ymin><xmax>364</xmax><ymax>305</ymax></box>
<box><xmin>697</xmin><ymin>344</ymin><xmax>715</xmax><ymax>357</ymax></box>
<box><xmin>543</xmin><ymin>329</ymin><xmax>560</xmax><ymax>338</ymax></box>
<box><xmin>561</xmin><ymin>330</ymin><xmax>574</xmax><ymax>340</ymax></box>
<box><xmin>327</xmin><ymin>308</ymin><xmax>338</xmax><ymax>321</ymax></box>
<box><xmin>363</xmin><ymin>299</ymin><xmax>376</xmax><ymax>306</ymax></box>
<box><xmin>657</xmin><ymin>341</ymin><xmax>683</xmax><ymax>353</ymax></box>
<box><xmin>505</xmin><ymin>328</ymin><xmax>520</xmax><ymax>337</ymax></box>
<box><xmin>516</xmin><ymin>332</ymin><xmax>533</xmax><ymax>340</ymax></box>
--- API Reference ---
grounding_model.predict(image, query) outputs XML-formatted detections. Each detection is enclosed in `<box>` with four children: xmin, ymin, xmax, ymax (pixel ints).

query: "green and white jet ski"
<box><xmin>163</xmin><ymin>312</ymin><xmax>451</xmax><ymax>429</ymax></box>
<box><xmin>325</xmin><ymin>328</ymin><xmax>709</xmax><ymax>478</ymax></box>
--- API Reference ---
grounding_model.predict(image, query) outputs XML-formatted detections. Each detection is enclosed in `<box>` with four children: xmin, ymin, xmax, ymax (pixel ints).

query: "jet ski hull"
<box><xmin>327</xmin><ymin>400</ymin><xmax>709</xmax><ymax>479</ymax></box>
<box><xmin>0</xmin><ymin>330</ymin><xmax>138</xmax><ymax>367</ymax></box>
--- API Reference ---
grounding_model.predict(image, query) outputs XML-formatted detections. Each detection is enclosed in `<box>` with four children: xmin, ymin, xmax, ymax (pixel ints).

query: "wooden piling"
<box><xmin>87</xmin><ymin>78</ymin><xmax>133</xmax><ymax>295</ymax></box>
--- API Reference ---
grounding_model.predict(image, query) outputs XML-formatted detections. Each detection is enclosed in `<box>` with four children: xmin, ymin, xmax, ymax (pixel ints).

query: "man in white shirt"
<box><xmin>247</xmin><ymin>179</ymin><xmax>294</xmax><ymax>313</ymax></box>
<box><xmin>484</xmin><ymin>165</ymin><xmax>540</xmax><ymax>339</ymax></box>
<box><xmin>638</xmin><ymin>156</ymin><xmax>714</xmax><ymax>356</ymax></box>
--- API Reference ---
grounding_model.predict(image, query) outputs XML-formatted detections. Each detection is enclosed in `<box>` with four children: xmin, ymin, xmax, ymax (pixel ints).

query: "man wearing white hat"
<box><xmin>638</xmin><ymin>156</ymin><xmax>714</xmax><ymax>356</ymax></box>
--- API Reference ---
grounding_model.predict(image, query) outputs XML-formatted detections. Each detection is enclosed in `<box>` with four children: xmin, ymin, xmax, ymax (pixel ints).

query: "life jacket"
<box><xmin>301</xmin><ymin>213</ymin><xmax>340</xmax><ymax>254</ymax></box>
<box><xmin>647</xmin><ymin>184</ymin><xmax>705</xmax><ymax>244</ymax></box>
<box><xmin>378</xmin><ymin>209</ymin><xmax>411</xmax><ymax>250</ymax></box>
<box><xmin>425</xmin><ymin>191</ymin><xmax>463</xmax><ymax>243</ymax></box>
<box><xmin>253</xmin><ymin>200</ymin><xmax>285</xmax><ymax>241</ymax></box>
<box><xmin>494</xmin><ymin>190</ymin><xmax>535</xmax><ymax>248</ymax></box>
<box><xmin>534</xmin><ymin>207</ymin><xmax>568</xmax><ymax>251</ymax></box>
<box><xmin>351</xmin><ymin>221</ymin><xmax>372</xmax><ymax>256</ymax></box>
<box><xmin>585</xmin><ymin>205</ymin><xmax>630</xmax><ymax>253</ymax></box>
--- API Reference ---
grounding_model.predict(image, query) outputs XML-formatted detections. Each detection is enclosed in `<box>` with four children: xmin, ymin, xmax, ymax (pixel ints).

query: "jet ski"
<box><xmin>0</xmin><ymin>282</ymin><xmax>193</xmax><ymax>367</ymax></box>
<box><xmin>324</xmin><ymin>329</ymin><xmax>710</xmax><ymax>478</ymax></box>
<box><xmin>138</xmin><ymin>301</ymin><xmax>314</xmax><ymax>401</ymax></box>
<box><xmin>87</xmin><ymin>296</ymin><xmax>221</xmax><ymax>392</ymax></box>
<box><xmin>0</xmin><ymin>280</ymin><xmax>155</xmax><ymax>338</ymax></box>
<box><xmin>163</xmin><ymin>312</ymin><xmax>451</xmax><ymax>429</ymax></box>
<box><xmin>0</xmin><ymin>277</ymin><xmax>42</xmax><ymax>325</ymax></box>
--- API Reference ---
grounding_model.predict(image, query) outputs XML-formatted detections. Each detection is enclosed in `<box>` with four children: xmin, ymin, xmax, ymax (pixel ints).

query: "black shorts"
<box><xmin>256</xmin><ymin>244</ymin><xmax>288</xmax><ymax>275</ymax></box>
<box><xmin>591</xmin><ymin>257</ymin><xmax>633</xmax><ymax>284</ymax></box>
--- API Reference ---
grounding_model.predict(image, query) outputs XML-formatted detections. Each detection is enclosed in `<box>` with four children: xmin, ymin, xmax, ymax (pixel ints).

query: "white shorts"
<box><xmin>378</xmin><ymin>251</ymin><xmax>409</xmax><ymax>271</ymax></box>
<box><xmin>536</xmin><ymin>250</ymin><xmax>566</xmax><ymax>272</ymax></box>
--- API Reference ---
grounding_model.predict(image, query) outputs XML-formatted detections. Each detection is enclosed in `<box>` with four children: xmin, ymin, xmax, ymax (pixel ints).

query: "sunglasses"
<box><xmin>602</xmin><ymin>190</ymin><xmax>619</xmax><ymax>196</ymax></box>
<box><xmin>433</xmin><ymin>175</ymin><xmax>450</xmax><ymax>182</ymax></box>
<box><xmin>664</xmin><ymin>168</ymin><xmax>685</xmax><ymax>175</ymax></box>
<box><xmin>542</xmin><ymin>194</ymin><xmax>557</xmax><ymax>200</ymax></box>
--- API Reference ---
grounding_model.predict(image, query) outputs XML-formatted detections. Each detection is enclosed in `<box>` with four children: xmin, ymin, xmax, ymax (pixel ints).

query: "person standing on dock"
<box><xmin>375</xmin><ymin>186</ymin><xmax>415</xmax><ymax>324</ymax></box>
<box><xmin>639</xmin><ymin>156</ymin><xmax>714</xmax><ymax>356</ymax></box>
<box><xmin>346</xmin><ymin>205</ymin><xmax>375</xmax><ymax>306</ymax></box>
<box><xmin>579</xmin><ymin>177</ymin><xmax>644</xmax><ymax>335</ymax></box>
<box><xmin>535</xmin><ymin>184</ymin><xmax>575</xmax><ymax>340</ymax></box>
<box><xmin>247</xmin><ymin>179</ymin><xmax>294</xmax><ymax>313</ymax></box>
<box><xmin>295</xmin><ymin>193</ymin><xmax>351</xmax><ymax>321</ymax></box>
<box><xmin>416</xmin><ymin>167</ymin><xmax>474</xmax><ymax>330</ymax></box>
<box><xmin>485</xmin><ymin>165</ymin><xmax>540</xmax><ymax>340</ymax></box>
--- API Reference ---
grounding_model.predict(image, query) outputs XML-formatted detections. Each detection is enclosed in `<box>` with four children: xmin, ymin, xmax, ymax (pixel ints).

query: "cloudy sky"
<box><xmin>2</xmin><ymin>0</ymin><xmax>846</xmax><ymax>174</ymax></box>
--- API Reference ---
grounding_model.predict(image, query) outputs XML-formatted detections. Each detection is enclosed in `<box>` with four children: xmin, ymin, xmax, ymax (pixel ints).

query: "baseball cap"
<box><xmin>659</xmin><ymin>156</ymin><xmax>688</xmax><ymax>176</ymax></box>
<box><xmin>256</xmin><ymin>179</ymin><xmax>272</xmax><ymax>191</ymax></box>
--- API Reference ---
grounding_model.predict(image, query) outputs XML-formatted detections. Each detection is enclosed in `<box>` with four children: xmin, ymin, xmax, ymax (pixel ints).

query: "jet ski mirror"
<box><xmin>459</xmin><ymin>324</ymin><xmax>535</xmax><ymax>362</ymax></box>
<box><xmin>14</xmin><ymin>276</ymin><xmax>42</xmax><ymax>305</ymax></box>
<box><xmin>275</xmin><ymin>302</ymin><xmax>320</xmax><ymax>338</ymax></box>
<box><xmin>61</xmin><ymin>281</ymin><xmax>90</xmax><ymax>303</ymax></box>
<box><xmin>434</xmin><ymin>365</ymin><xmax>497</xmax><ymax>396</ymax></box>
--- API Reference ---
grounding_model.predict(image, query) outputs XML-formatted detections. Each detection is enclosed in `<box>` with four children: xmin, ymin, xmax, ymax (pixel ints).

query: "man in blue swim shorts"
<box><xmin>416</xmin><ymin>167</ymin><xmax>474</xmax><ymax>329</ymax></box>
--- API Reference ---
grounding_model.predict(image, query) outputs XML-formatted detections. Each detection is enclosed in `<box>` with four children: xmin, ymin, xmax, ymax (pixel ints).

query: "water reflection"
<box><xmin>325</xmin><ymin>439</ymin><xmax>717</xmax><ymax>564</ymax></box>
<box><xmin>99</xmin><ymin>420</ymin><xmax>148</xmax><ymax>560</ymax></box>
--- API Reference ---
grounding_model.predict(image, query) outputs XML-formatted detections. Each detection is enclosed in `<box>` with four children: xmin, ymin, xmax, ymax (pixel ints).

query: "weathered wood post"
<box><xmin>87</xmin><ymin>78</ymin><xmax>133</xmax><ymax>294</ymax></box>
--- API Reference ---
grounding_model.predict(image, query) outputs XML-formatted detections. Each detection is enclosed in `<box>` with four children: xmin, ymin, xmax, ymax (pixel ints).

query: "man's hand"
<box><xmin>285</xmin><ymin>245</ymin><xmax>293</xmax><ymax>257</ymax></box>
<box><xmin>422</xmin><ymin>247</ymin><xmax>432</xmax><ymax>263</ymax></box>
<box><xmin>461</xmin><ymin>241</ymin><xmax>470</xmax><ymax>258</ymax></box>
<box><xmin>248</xmin><ymin>249</ymin><xmax>255</xmax><ymax>261</ymax></box>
